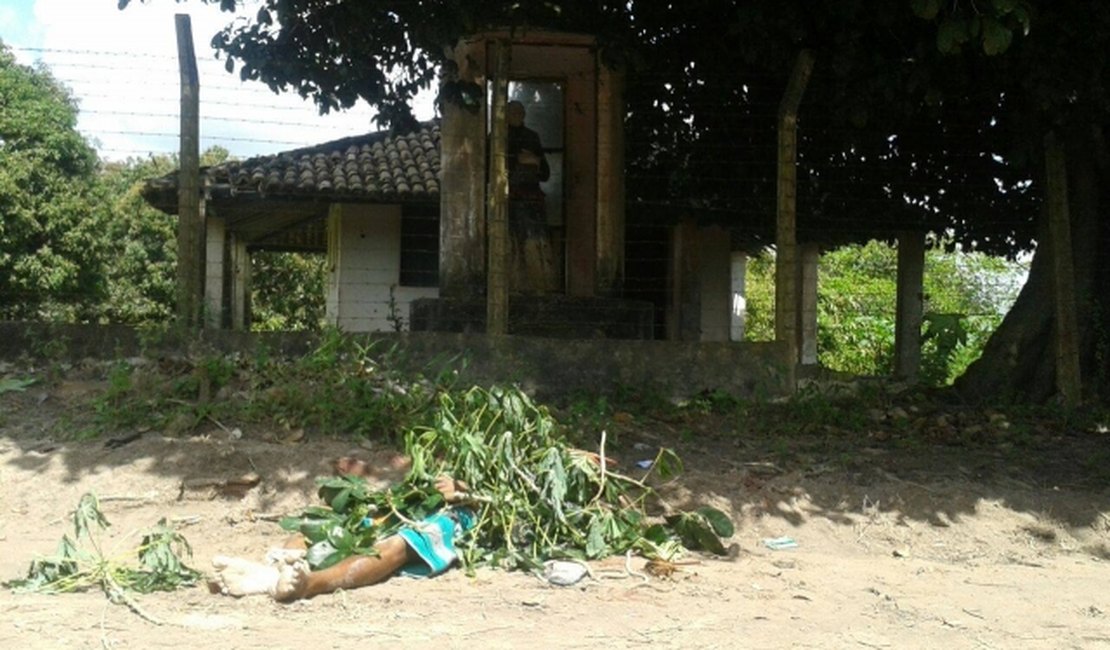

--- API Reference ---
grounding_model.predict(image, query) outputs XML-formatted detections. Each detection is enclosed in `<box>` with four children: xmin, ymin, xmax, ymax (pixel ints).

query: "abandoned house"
<box><xmin>144</xmin><ymin>30</ymin><xmax>931</xmax><ymax>382</ymax></box>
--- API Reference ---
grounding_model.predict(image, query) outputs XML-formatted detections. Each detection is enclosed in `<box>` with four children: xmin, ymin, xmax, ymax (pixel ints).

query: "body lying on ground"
<box><xmin>210</xmin><ymin>465</ymin><xmax>472</xmax><ymax>602</ymax></box>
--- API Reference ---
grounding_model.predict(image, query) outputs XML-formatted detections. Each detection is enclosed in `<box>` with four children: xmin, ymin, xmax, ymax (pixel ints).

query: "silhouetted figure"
<box><xmin>506</xmin><ymin>101</ymin><xmax>557</xmax><ymax>294</ymax></box>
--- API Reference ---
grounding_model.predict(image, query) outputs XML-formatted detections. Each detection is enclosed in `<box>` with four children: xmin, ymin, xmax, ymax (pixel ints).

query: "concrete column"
<box><xmin>203</xmin><ymin>210</ymin><xmax>225</xmax><ymax>329</ymax></box>
<box><xmin>596</xmin><ymin>64</ymin><xmax>626</xmax><ymax>296</ymax></box>
<box><xmin>797</xmin><ymin>243</ymin><xmax>819</xmax><ymax>365</ymax></box>
<box><xmin>325</xmin><ymin>204</ymin><xmax>342</xmax><ymax>327</ymax></box>
<box><xmin>730</xmin><ymin>251</ymin><xmax>748</xmax><ymax>341</ymax></box>
<box><xmin>667</xmin><ymin>218</ymin><xmax>701</xmax><ymax>341</ymax></box>
<box><xmin>698</xmin><ymin>226</ymin><xmax>731</xmax><ymax>342</ymax></box>
<box><xmin>229</xmin><ymin>232</ymin><xmax>250</xmax><ymax>331</ymax></box>
<box><xmin>438</xmin><ymin>40</ymin><xmax>487</xmax><ymax>298</ymax></box>
<box><xmin>894</xmin><ymin>231</ymin><xmax>925</xmax><ymax>381</ymax></box>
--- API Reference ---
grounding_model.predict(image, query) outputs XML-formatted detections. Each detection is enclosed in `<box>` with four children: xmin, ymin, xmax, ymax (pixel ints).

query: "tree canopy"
<box><xmin>122</xmin><ymin>1</ymin><xmax>1072</xmax><ymax>254</ymax></box>
<box><xmin>0</xmin><ymin>41</ymin><xmax>107</xmax><ymax>320</ymax></box>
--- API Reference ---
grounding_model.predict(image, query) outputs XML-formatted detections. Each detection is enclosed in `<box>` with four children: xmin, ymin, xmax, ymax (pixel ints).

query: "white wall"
<box><xmin>327</xmin><ymin>203</ymin><xmax>439</xmax><ymax>332</ymax></box>
<box><xmin>730</xmin><ymin>251</ymin><xmax>748</xmax><ymax>341</ymax></box>
<box><xmin>203</xmin><ymin>210</ymin><xmax>224</xmax><ymax>328</ymax></box>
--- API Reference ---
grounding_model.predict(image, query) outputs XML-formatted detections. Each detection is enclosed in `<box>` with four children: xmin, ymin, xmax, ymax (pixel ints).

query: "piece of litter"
<box><xmin>636</xmin><ymin>460</ymin><xmax>654</xmax><ymax>469</ymax></box>
<box><xmin>762</xmin><ymin>536</ymin><xmax>798</xmax><ymax>550</ymax></box>
<box><xmin>543</xmin><ymin>560</ymin><xmax>589</xmax><ymax>586</ymax></box>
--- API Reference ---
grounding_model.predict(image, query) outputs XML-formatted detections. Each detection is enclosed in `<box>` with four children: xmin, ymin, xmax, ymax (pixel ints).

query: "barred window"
<box><xmin>400</xmin><ymin>202</ymin><xmax>439</xmax><ymax>287</ymax></box>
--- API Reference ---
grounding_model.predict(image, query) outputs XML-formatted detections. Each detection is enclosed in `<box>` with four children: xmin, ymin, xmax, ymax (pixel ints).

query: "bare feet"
<box><xmin>272</xmin><ymin>558</ymin><xmax>312</xmax><ymax>602</ymax></box>
<box><xmin>210</xmin><ymin>556</ymin><xmax>280</xmax><ymax>597</ymax></box>
<box><xmin>210</xmin><ymin>548</ymin><xmax>307</xmax><ymax>599</ymax></box>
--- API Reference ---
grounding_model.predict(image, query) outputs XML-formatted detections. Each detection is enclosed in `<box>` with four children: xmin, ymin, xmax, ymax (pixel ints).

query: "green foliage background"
<box><xmin>1</xmin><ymin>41</ymin><xmax>324</xmax><ymax>331</ymax></box>
<box><xmin>744</xmin><ymin>241</ymin><xmax>1026</xmax><ymax>385</ymax></box>
<box><xmin>0</xmin><ymin>43</ymin><xmax>105</xmax><ymax>320</ymax></box>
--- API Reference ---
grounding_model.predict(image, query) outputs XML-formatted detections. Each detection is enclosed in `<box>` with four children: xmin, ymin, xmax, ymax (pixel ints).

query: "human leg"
<box><xmin>273</xmin><ymin>535</ymin><xmax>415</xmax><ymax>601</ymax></box>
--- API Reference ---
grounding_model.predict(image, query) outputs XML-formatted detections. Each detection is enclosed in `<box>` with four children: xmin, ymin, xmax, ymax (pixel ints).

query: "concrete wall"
<box><xmin>327</xmin><ymin>203</ymin><xmax>438</xmax><ymax>332</ymax></box>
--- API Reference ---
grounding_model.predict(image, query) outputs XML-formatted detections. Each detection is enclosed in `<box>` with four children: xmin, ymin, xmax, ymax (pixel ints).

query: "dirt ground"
<box><xmin>2</xmin><ymin>367</ymin><xmax>1110</xmax><ymax>649</ymax></box>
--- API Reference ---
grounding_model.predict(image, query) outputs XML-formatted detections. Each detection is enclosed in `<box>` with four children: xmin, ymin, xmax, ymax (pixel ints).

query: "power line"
<box><xmin>10</xmin><ymin>45</ymin><xmax>215</xmax><ymax>62</ymax></box>
<box><xmin>92</xmin><ymin>129</ymin><xmax>317</xmax><ymax>147</ymax></box>
<box><xmin>81</xmin><ymin>108</ymin><xmax>371</xmax><ymax>130</ymax></box>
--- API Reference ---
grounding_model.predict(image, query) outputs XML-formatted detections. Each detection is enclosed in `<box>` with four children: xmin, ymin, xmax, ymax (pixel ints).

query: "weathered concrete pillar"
<box><xmin>229</xmin><ymin>232</ymin><xmax>250</xmax><ymax>331</ymax></box>
<box><xmin>667</xmin><ymin>218</ymin><xmax>701</xmax><ymax>341</ymax></box>
<box><xmin>894</xmin><ymin>231</ymin><xmax>925</xmax><ymax>381</ymax></box>
<box><xmin>730</xmin><ymin>251</ymin><xmax>748</xmax><ymax>341</ymax></box>
<box><xmin>797</xmin><ymin>242</ymin><xmax>819</xmax><ymax>365</ymax></box>
<box><xmin>203</xmin><ymin>210</ymin><xmax>225</xmax><ymax>329</ymax></box>
<box><xmin>596</xmin><ymin>64</ymin><xmax>626</xmax><ymax>297</ymax></box>
<box><xmin>698</xmin><ymin>226</ymin><xmax>731</xmax><ymax>342</ymax></box>
<box><xmin>438</xmin><ymin>40</ymin><xmax>487</xmax><ymax>298</ymax></box>
<box><xmin>775</xmin><ymin>50</ymin><xmax>814</xmax><ymax>386</ymax></box>
<box><xmin>325</xmin><ymin>204</ymin><xmax>342</xmax><ymax>327</ymax></box>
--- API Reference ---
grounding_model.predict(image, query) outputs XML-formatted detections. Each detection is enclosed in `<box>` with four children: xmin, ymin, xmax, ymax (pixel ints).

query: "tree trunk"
<box><xmin>956</xmin><ymin>124</ymin><xmax>1110</xmax><ymax>404</ymax></box>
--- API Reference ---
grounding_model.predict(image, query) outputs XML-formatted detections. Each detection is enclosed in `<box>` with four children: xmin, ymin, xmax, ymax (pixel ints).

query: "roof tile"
<box><xmin>144</xmin><ymin>121</ymin><xmax>442</xmax><ymax>206</ymax></box>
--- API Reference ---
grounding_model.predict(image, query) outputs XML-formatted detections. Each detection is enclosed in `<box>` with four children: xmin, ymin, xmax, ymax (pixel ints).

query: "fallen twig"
<box><xmin>592</xmin><ymin>429</ymin><xmax>608</xmax><ymax>504</ymax></box>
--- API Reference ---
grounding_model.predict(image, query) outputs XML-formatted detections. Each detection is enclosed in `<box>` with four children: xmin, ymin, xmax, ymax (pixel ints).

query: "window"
<box><xmin>399</xmin><ymin>202</ymin><xmax>439</xmax><ymax>287</ymax></box>
<box><xmin>509</xmin><ymin>80</ymin><xmax>565</xmax><ymax>225</ymax></box>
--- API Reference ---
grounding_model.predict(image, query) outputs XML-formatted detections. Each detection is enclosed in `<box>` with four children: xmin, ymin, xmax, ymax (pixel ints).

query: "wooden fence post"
<box><xmin>486</xmin><ymin>39</ymin><xmax>511</xmax><ymax>335</ymax></box>
<box><xmin>775</xmin><ymin>50</ymin><xmax>814</xmax><ymax>388</ymax></box>
<box><xmin>175</xmin><ymin>14</ymin><xmax>202</xmax><ymax>327</ymax></box>
<box><xmin>894</xmin><ymin>231</ymin><xmax>926</xmax><ymax>381</ymax></box>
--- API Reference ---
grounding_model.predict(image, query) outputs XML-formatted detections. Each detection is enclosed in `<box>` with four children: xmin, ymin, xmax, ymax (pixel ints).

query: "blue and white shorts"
<box><xmin>397</xmin><ymin>507</ymin><xmax>476</xmax><ymax>577</ymax></box>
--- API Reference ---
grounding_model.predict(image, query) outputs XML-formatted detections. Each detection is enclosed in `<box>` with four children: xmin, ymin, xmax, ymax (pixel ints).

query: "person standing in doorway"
<box><xmin>506</xmin><ymin>100</ymin><xmax>558</xmax><ymax>294</ymax></box>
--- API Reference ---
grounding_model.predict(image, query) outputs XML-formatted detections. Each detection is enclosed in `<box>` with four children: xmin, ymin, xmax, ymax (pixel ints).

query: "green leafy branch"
<box><xmin>5</xmin><ymin>493</ymin><xmax>201</xmax><ymax>624</ymax></box>
<box><xmin>281</xmin><ymin>385</ymin><xmax>734</xmax><ymax>574</ymax></box>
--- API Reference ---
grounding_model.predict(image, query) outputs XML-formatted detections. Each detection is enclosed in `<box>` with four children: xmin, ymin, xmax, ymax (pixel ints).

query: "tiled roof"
<box><xmin>144</xmin><ymin>121</ymin><xmax>441</xmax><ymax>208</ymax></box>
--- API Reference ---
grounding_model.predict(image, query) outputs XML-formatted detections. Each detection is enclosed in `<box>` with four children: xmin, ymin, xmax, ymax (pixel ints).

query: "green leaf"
<box><xmin>696</xmin><ymin>507</ymin><xmax>735</xmax><ymax>538</ymax></box>
<box><xmin>586</xmin><ymin>517</ymin><xmax>608</xmax><ymax>558</ymax></box>
<box><xmin>642</xmin><ymin>523</ymin><xmax>671</xmax><ymax>545</ymax></box>
<box><xmin>306</xmin><ymin>541</ymin><xmax>344</xmax><ymax>569</ymax></box>
<box><xmin>0</xmin><ymin>377</ymin><xmax>36</xmax><ymax>394</ymax></box>
<box><xmin>666</xmin><ymin>512</ymin><xmax>728</xmax><ymax>555</ymax></box>
<box><xmin>297</xmin><ymin>517</ymin><xmax>340</xmax><ymax>543</ymax></box>
<box><xmin>981</xmin><ymin>17</ymin><xmax>1014</xmax><ymax>55</ymax></box>
<box><xmin>651</xmin><ymin>448</ymin><xmax>684</xmax><ymax>480</ymax></box>
<box><xmin>327</xmin><ymin>524</ymin><xmax>356</xmax><ymax>552</ymax></box>
<box><xmin>73</xmin><ymin>493</ymin><xmax>110</xmax><ymax>540</ymax></box>
<box><xmin>911</xmin><ymin>0</ymin><xmax>940</xmax><ymax>20</ymax></box>
<box><xmin>330</xmin><ymin>487</ymin><xmax>351</xmax><ymax>513</ymax></box>
<box><xmin>936</xmin><ymin>18</ymin><xmax>970</xmax><ymax>53</ymax></box>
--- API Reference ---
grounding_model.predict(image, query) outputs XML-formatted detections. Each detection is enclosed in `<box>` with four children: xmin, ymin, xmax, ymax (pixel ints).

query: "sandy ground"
<box><xmin>2</xmin><ymin>374</ymin><xmax>1110</xmax><ymax>649</ymax></box>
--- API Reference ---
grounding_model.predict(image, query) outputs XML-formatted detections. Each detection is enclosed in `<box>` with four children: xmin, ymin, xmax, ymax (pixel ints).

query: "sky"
<box><xmin>1</xmin><ymin>0</ymin><xmax>436</xmax><ymax>161</ymax></box>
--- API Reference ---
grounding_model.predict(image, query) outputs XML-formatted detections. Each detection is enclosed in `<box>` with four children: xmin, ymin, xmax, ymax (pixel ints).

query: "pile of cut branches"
<box><xmin>282</xmin><ymin>386</ymin><xmax>733</xmax><ymax>572</ymax></box>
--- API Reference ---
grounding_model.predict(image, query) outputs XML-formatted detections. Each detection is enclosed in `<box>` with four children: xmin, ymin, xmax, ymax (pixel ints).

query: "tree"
<box><xmin>744</xmin><ymin>241</ymin><xmax>1025</xmax><ymax>385</ymax></box>
<box><xmin>94</xmin><ymin>156</ymin><xmax>179</xmax><ymax>324</ymax></box>
<box><xmin>250</xmin><ymin>251</ymin><xmax>327</xmax><ymax>332</ymax></box>
<box><xmin>94</xmin><ymin>147</ymin><xmax>232</xmax><ymax>325</ymax></box>
<box><xmin>121</xmin><ymin>1</ymin><xmax>1109</xmax><ymax>402</ymax></box>
<box><xmin>0</xmin><ymin>42</ymin><xmax>107</xmax><ymax>320</ymax></box>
